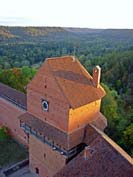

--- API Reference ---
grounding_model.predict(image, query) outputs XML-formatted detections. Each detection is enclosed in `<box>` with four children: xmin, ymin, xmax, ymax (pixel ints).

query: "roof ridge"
<box><xmin>46</xmin><ymin>55</ymin><xmax>73</xmax><ymax>61</ymax></box>
<box><xmin>46</xmin><ymin>60</ymin><xmax>72</xmax><ymax>108</ymax></box>
<box><xmin>76</xmin><ymin>59</ymin><xmax>93</xmax><ymax>81</ymax></box>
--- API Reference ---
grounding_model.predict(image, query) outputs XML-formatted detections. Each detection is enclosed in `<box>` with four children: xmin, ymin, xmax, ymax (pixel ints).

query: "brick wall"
<box><xmin>29</xmin><ymin>135</ymin><xmax>67</xmax><ymax>177</ymax></box>
<box><xmin>27</xmin><ymin>62</ymin><xmax>70</xmax><ymax>132</ymax></box>
<box><xmin>69</xmin><ymin>99</ymin><xmax>101</xmax><ymax>131</ymax></box>
<box><xmin>0</xmin><ymin>97</ymin><xmax>28</xmax><ymax>146</ymax></box>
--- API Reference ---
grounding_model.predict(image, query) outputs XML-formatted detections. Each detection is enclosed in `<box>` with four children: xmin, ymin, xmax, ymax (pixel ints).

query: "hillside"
<box><xmin>0</xmin><ymin>26</ymin><xmax>103</xmax><ymax>38</ymax></box>
<box><xmin>0</xmin><ymin>26</ymin><xmax>133</xmax><ymax>156</ymax></box>
<box><xmin>0</xmin><ymin>26</ymin><xmax>133</xmax><ymax>69</ymax></box>
<box><xmin>0</xmin><ymin>26</ymin><xmax>133</xmax><ymax>42</ymax></box>
<box><xmin>0</xmin><ymin>26</ymin><xmax>15</xmax><ymax>38</ymax></box>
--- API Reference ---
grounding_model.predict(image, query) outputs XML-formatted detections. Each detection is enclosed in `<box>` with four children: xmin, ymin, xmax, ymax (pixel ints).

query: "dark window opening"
<box><xmin>35</xmin><ymin>168</ymin><xmax>39</xmax><ymax>174</ymax></box>
<box><xmin>43</xmin><ymin>102</ymin><xmax>48</xmax><ymax>109</ymax></box>
<box><xmin>44</xmin><ymin>153</ymin><xmax>46</xmax><ymax>159</ymax></box>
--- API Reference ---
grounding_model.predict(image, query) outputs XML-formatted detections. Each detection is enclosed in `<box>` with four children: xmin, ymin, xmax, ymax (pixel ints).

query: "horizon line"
<box><xmin>0</xmin><ymin>25</ymin><xmax>133</xmax><ymax>30</ymax></box>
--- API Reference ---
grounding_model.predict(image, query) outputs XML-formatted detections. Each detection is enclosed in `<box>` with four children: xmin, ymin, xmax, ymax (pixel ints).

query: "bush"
<box><xmin>0</xmin><ymin>126</ymin><xmax>10</xmax><ymax>140</ymax></box>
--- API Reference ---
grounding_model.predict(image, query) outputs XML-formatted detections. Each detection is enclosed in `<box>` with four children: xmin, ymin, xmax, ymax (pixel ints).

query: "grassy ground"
<box><xmin>0</xmin><ymin>138</ymin><xmax>28</xmax><ymax>168</ymax></box>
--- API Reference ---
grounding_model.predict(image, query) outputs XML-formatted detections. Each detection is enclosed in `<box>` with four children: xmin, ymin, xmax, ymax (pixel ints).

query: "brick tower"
<box><xmin>19</xmin><ymin>56</ymin><xmax>107</xmax><ymax>177</ymax></box>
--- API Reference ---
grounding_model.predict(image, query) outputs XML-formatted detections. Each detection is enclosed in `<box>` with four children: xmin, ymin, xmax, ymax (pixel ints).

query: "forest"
<box><xmin>0</xmin><ymin>26</ymin><xmax>133</xmax><ymax>156</ymax></box>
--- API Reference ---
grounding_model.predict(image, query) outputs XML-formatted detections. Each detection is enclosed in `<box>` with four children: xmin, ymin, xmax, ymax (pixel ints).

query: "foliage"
<box><xmin>0</xmin><ymin>138</ymin><xmax>27</xmax><ymax>167</ymax></box>
<box><xmin>101</xmin><ymin>83</ymin><xmax>118</xmax><ymax>120</ymax></box>
<box><xmin>101</xmin><ymin>83</ymin><xmax>132</xmax><ymax>156</ymax></box>
<box><xmin>0</xmin><ymin>126</ymin><xmax>9</xmax><ymax>140</ymax></box>
<box><xmin>0</xmin><ymin>67</ymin><xmax>37</xmax><ymax>93</ymax></box>
<box><xmin>0</xmin><ymin>27</ymin><xmax>133</xmax><ymax>69</ymax></box>
<box><xmin>124</xmin><ymin>124</ymin><xmax>133</xmax><ymax>145</ymax></box>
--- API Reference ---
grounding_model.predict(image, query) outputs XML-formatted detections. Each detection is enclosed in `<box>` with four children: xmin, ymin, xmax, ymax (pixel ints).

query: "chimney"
<box><xmin>84</xmin><ymin>146</ymin><xmax>95</xmax><ymax>160</ymax></box>
<box><xmin>72</xmin><ymin>56</ymin><xmax>76</xmax><ymax>62</ymax></box>
<box><xmin>93</xmin><ymin>65</ymin><xmax>101</xmax><ymax>88</ymax></box>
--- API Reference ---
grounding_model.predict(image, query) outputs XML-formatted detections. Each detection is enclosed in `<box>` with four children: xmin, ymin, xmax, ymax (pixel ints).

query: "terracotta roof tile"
<box><xmin>91</xmin><ymin>125</ymin><xmax>133</xmax><ymax>164</ymax></box>
<box><xmin>91</xmin><ymin>112</ymin><xmax>107</xmax><ymax>131</ymax></box>
<box><xmin>46</xmin><ymin>56</ymin><xmax>105</xmax><ymax>108</ymax></box>
<box><xmin>54</xmin><ymin>125</ymin><xmax>133</xmax><ymax>177</ymax></box>
<box><xmin>18</xmin><ymin>112</ymin><xmax>109</xmax><ymax>150</ymax></box>
<box><xmin>18</xmin><ymin>112</ymin><xmax>85</xmax><ymax>150</ymax></box>
<box><xmin>0</xmin><ymin>82</ymin><xmax>27</xmax><ymax>110</ymax></box>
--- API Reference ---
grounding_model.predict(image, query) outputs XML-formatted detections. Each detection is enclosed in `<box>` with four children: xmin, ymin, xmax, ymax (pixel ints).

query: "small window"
<box><xmin>35</xmin><ymin>168</ymin><xmax>39</xmax><ymax>174</ymax></box>
<box><xmin>42</xmin><ymin>99</ymin><xmax>49</xmax><ymax>111</ymax></box>
<box><xmin>44</xmin><ymin>153</ymin><xmax>46</xmax><ymax>159</ymax></box>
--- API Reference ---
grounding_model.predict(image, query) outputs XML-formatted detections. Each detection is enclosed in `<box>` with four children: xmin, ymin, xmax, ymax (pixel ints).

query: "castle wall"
<box><xmin>0</xmin><ymin>97</ymin><xmax>28</xmax><ymax>146</ymax></box>
<box><xmin>29</xmin><ymin>135</ymin><xmax>67</xmax><ymax>177</ymax></box>
<box><xmin>69</xmin><ymin>99</ymin><xmax>101</xmax><ymax>131</ymax></box>
<box><xmin>27</xmin><ymin>87</ymin><xmax>69</xmax><ymax>132</ymax></box>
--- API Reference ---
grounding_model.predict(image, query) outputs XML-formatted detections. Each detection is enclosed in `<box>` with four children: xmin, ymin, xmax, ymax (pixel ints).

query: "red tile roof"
<box><xmin>18</xmin><ymin>112</ymin><xmax>109</xmax><ymax>150</ymax></box>
<box><xmin>18</xmin><ymin>112</ymin><xmax>85</xmax><ymax>150</ymax></box>
<box><xmin>54</xmin><ymin>125</ymin><xmax>133</xmax><ymax>177</ymax></box>
<box><xmin>0</xmin><ymin>82</ymin><xmax>27</xmax><ymax>110</ymax></box>
<box><xmin>91</xmin><ymin>112</ymin><xmax>107</xmax><ymax>131</ymax></box>
<box><xmin>46</xmin><ymin>56</ymin><xmax>105</xmax><ymax>108</ymax></box>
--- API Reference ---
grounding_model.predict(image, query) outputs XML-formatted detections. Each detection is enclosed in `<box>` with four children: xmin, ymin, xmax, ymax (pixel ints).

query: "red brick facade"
<box><xmin>27</xmin><ymin>61</ymin><xmax>70</xmax><ymax>132</ymax></box>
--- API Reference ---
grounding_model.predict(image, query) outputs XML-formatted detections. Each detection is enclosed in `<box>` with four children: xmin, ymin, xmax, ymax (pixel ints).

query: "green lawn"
<box><xmin>0</xmin><ymin>138</ymin><xmax>28</xmax><ymax>168</ymax></box>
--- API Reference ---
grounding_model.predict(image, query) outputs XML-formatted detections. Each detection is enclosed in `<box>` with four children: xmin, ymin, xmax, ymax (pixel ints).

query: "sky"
<box><xmin>0</xmin><ymin>0</ymin><xmax>133</xmax><ymax>28</ymax></box>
